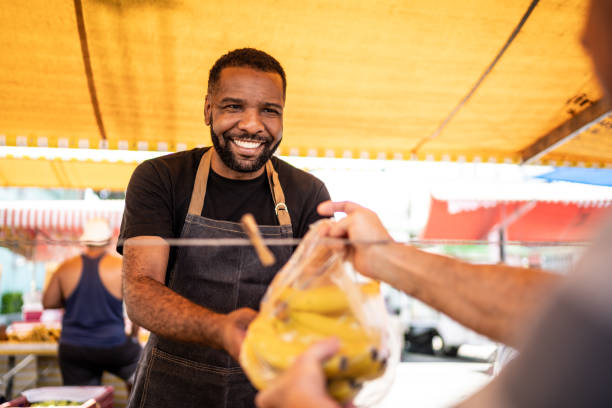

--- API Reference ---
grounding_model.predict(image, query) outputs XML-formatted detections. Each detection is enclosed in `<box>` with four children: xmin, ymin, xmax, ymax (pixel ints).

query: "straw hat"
<box><xmin>80</xmin><ymin>218</ymin><xmax>113</xmax><ymax>246</ymax></box>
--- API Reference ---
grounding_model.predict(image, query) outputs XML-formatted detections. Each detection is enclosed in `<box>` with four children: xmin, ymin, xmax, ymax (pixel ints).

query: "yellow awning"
<box><xmin>0</xmin><ymin>156</ymin><xmax>137</xmax><ymax>191</ymax></box>
<box><xmin>1</xmin><ymin>0</ymin><xmax>611</xmax><ymax>190</ymax></box>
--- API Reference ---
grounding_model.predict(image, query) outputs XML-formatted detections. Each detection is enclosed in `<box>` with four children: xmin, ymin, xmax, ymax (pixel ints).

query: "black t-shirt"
<box><xmin>118</xmin><ymin>147</ymin><xmax>330</xmax><ymax>272</ymax></box>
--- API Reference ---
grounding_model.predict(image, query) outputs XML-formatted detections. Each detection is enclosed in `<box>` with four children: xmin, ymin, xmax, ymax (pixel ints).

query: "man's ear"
<box><xmin>204</xmin><ymin>95</ymin><xmax>212</xmax><ymax>125</ymax></box>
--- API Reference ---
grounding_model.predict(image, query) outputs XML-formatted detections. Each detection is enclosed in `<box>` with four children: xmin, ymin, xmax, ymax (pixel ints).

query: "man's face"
<box><xmin>205</xmin><ymin>66</ymin><xmax>284</xmax><ymax>174</ymax></box>
<box><xmin>582</xmin><ymin>0</ymin><xmax>612</xmax><ymax>98</ymax></box>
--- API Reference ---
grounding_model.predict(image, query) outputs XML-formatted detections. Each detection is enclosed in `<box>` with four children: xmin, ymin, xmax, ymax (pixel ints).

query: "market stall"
<box><xmin>2</xmin><ymin>1</ymin><xmax>612</xmax><ymax>406</ymax></box>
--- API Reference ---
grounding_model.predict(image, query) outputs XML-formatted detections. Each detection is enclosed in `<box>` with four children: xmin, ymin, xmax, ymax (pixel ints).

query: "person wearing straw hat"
<box><xmin>43</xmin><ymin>218</ymin><xmax>142</xmax><ymax>389</ymax></box>
<box><xmin>119</xmin><ymin>48</ymin><xmax>330</xmax><ymax>407</ymax></box>
<box><xmin>255</xmin><ymin>0</ymin><xmax>612</xmax><ymax>407</ymax></box>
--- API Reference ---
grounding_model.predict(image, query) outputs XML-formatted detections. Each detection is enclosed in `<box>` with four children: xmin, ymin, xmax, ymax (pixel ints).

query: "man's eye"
<box><xmin>263</xmin><ymin>108</ymin><xmax>281</xmax><ymax>115</ymax></box>
<box><xmin>224</xmin><ymin>104</ymin><xmax>242</xmax><ymax>110</ymax></box>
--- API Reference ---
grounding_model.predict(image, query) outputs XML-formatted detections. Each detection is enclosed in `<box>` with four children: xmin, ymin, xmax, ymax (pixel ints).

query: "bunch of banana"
<box><xmin>30</xmin><ymin>401</ymin><xmax>81</xmax><ymax>407</ymax></box>
<box><xmin>241</xmin><ymin>281</ymin><xmax>388</xmax><ymax>404</ymax></box>
<box><xmin>7</xmin><ymin>325</ymin><xmax>61</xmax><ymax>343</ymax></box>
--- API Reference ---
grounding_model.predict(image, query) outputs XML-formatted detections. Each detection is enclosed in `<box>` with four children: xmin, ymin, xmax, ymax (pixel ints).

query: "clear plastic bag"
<box><xmin>240</xmin><ymin>219</ymin><xmax>400</xmax><ymax>406</ymax></box>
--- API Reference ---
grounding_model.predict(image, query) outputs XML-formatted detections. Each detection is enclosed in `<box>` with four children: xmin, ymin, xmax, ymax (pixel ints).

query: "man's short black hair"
<box><xmin>207</xmin><ymin>48</ymin><xmax>287</xmax><ymax>98</ymax></box>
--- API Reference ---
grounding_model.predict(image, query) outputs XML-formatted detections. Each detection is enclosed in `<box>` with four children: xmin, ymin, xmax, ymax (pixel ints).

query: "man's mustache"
<box><xmin>223</xmin><ymin>132</ymin><xmax>272</xmax><ymax>143</ymax></box>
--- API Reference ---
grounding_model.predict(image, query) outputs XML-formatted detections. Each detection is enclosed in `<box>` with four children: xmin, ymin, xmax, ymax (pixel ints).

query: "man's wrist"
<box><xmin>373</xmin><ymin>242</ymin><xmax>414</xmax><ymax>292</ymax></box>
<box><xmin>207</xmin><ymin>311</ymin><xmax>229</xmax><ymax>350</ymax></box>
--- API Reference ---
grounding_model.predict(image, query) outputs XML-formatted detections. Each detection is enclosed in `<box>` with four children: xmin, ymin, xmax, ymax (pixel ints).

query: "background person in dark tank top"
<box><xmin>43</xmin><ymin>218</ymin><xmax>141</xmax><ymax>389</ymax></box>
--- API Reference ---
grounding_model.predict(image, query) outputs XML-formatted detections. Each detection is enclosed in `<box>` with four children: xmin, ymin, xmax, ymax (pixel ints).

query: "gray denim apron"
<box><xmin>128</xmin><ymin>149</ymin><xmax>293</xmax><ymax>408</ymax></box>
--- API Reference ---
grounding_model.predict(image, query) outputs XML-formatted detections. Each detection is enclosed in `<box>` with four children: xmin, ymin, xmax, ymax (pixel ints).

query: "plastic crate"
<box><xmin>0</xmin><ymin>386</ymin><xmax>113</xmax><ymax>408</ymax></box>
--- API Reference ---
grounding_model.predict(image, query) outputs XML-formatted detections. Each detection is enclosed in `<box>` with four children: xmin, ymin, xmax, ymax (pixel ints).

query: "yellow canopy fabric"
<box><xmin>1</xmin><ymin>0</ymin><xmax>611</xmax><ymax>190</ymax></box>
<box><xmin>0</xmin><ymin>156</ymin><xmax>137</xmax><ymax>191</ymax></box>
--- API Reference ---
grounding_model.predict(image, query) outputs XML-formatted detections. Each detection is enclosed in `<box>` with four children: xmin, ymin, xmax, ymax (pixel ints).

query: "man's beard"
<box><xmin>210</xmin><ymin>119</ymin><xmax>280</xmax><ymax>173</ymax></box>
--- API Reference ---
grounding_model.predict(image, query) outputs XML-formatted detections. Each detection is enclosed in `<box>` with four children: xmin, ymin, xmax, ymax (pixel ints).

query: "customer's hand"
<box><xmin>222</xmin><ymin>307</ymin><xmax>257</xmax><ymax>361</ymax></box>
<box><xmin>318</xmin><ymin>201</ymin><xmax>394</xmax><ymax>282</ymax></box>
<box><xmin>255</xmin><ymin>338</ymin><xmax>343</xmax><ymax>408</ymax></box>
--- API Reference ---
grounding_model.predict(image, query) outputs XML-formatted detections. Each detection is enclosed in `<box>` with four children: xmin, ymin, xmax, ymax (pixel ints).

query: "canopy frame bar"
<box><xmin>73</xmin><ymin>0</ymin><xmax>107</xmax><ymax>141</ymax></box>
<box><xmin>411</xmin><ymin>0</ymin><xmax>540</xmax><ymax>155</ymax></box>
<box><xmin>521</xmin><ymin>99</ymin><xmax>612</xmax><ymax>165</ymax></box>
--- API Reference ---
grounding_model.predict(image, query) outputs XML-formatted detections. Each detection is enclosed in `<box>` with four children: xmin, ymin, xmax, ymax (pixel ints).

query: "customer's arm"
<box><xmin>122</xmin><ymin>236</ymin><xmax>256</xmax><ymax>360</ymax></box>
<box><xmin>318</xmin><ymin>201</ymin><xmax>561</xmax><ymax>347</ymax></box>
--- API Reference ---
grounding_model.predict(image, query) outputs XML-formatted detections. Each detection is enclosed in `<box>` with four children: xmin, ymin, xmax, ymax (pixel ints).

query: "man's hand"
<box><xmin>255</xmin><ymin>338</ymin><xmax>343</xmax><ymax>408</ymax></box>
<box><xmin>221</xmin><ymin>307</ymin><xmax>258</xmax><ymax>361</ymax></box>
<box><xmin>124</xmin><ymin>237</ymin><xmax>261</xmax><ymax>351</ymax></box>
<box><xmin>317</xmin><ymin>201</ymin><xmax>394</xmax><ymax>282</ymax></box>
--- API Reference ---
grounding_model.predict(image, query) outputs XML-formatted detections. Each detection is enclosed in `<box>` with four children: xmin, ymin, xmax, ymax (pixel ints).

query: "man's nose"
<box><xmin>238</xmin><ymin>109</ymin><xmax>264</xmax><ymax>134</ymax></box>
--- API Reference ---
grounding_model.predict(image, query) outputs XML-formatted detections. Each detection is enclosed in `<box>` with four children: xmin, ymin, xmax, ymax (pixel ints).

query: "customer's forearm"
<box><xmin>370</xmin><ymin>244</ymin><xmax>561</xmax><ymax>347</ymax></box>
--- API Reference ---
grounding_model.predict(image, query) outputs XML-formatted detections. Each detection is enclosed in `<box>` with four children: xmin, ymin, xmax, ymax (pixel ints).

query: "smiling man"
<box><xmin>118</xmin><ymin>48</ymin><xmax>330</xmax><ymax>408</ymax></box>
<box><xmin>207</xmin><ymin>65</ymin><xmax>285</xmax><ymax>175</ymax></box>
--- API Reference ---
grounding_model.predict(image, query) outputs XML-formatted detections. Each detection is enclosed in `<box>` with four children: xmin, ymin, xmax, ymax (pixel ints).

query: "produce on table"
<box><xmin>1</xmin><ymin>292</ymin><xmax>23</xmax><ymax>314</ymax></box>
<box><xmin>30</xmin><ymin>401</ymin><xmax>81</xmax><ymax>406</ymax></box>
<box><xmin>6</xmin><ymin>325</ymin><xmax>60</xmax><ymax>342</ymax></box>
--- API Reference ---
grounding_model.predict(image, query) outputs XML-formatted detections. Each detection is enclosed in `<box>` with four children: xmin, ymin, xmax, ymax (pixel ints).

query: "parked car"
<box><xmin>385</xmin><ymin>287</ymin><xmax>495</xmax><ymax>359</ymax></box>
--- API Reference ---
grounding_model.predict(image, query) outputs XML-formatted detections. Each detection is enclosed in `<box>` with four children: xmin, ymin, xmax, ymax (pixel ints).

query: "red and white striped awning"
<box><xmin>0</xmin><ymin>200</ymin><xmax>124</xmax><ymax>233</ymax></box>
<box><xmin>0</xmin><ymin>200</ymin><xmax>125</xmax><ymax>261</ymax></box>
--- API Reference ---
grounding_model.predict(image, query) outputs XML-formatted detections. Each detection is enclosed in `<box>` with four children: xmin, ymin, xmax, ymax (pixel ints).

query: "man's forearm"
<box><xmin>124</xmin><ymin>275</ymin><xmax>225</xmax><ymax>348</ymax></box>
<box><xmin>371</xmin><ymin>243</ymin><xmax>561</xmax><ymax>347</ymax></box>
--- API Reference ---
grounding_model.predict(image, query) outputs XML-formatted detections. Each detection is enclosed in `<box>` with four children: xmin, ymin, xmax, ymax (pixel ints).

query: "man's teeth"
<box><xmin>233</xmin><ymin>139</ymin><xmax>262</xmax><ymax>149</ymax></box>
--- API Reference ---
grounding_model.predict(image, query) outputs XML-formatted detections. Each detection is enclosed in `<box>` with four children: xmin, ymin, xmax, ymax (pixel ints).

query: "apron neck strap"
<box><xmin>187</xmin><ymin>149</ymin><xmax>292</xmax><ymax>227</ymax></box>
<box><xmin>266</xmin><ymin>160</ymin><xmax>292</xmax><ymax>227</ymax></box>
<box><xmin>187</xmin><ymin>148</ymin><xmax>212</xmax><ymax>216</ymax></box>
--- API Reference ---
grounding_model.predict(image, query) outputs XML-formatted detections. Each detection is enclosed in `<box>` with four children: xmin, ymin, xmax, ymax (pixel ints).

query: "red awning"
<box><xmin>421</xmin><ymin>197</ymin><xmax>611</xmax><ymax>242</ymax></box>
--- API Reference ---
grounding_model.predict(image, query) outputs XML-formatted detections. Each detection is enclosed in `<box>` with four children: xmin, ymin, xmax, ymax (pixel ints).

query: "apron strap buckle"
<box><xmin>275</xmin><ymin>202</ymin><xmax>288</xmax><ymax>215</ymax></box>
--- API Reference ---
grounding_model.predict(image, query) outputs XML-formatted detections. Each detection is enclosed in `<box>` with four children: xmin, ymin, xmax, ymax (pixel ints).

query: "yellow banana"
<box><xmin>248</xmin><ymin>315</ymin><xmax>383</xmax><ymax>380</ymax></box>
<box><xmin>240</xmin><ymin>333</ymin><xmax>273</xmax><ymax>390</ymax></box>
<box><xmin>289</xmin><ymin>311</ymin><xmax>371</xmax><ymax>342</ymax></box>
<box><xmin>280</xmin><ymin>286</ymin><xmax>350</xmax><ymax>314</ymax></box>
<box><xmin>359</xmin><ymin>280</ymin><xmax>381</xmax><ymax>296</ymax></box>
<box><xmin>287</xmin><ymin>311</ymin><xmax>384</xmax><ymax>379</ymax></box>
<box><xmin>279</xmin><ymin>281</ymin><xmax>381</xmax><ymax>315</ymax></box>
<box><xmin>240</xmin><ymin>280</ymin><xmax>386</xmax><ymax>396</ymax></box>
<box><xmin>248</xmin><ymin>316</ymin><xmax>318</xmax><ymax>370</ymax></box>
<box><xmin>327</xmin><ymin>378</ymin><xmax>363</xmax><ymax>403</ymax></box>
<box><xmin>325</xmin><ymin>343</ymin><xmax>385</xmax><ymax>380</ymax></box>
